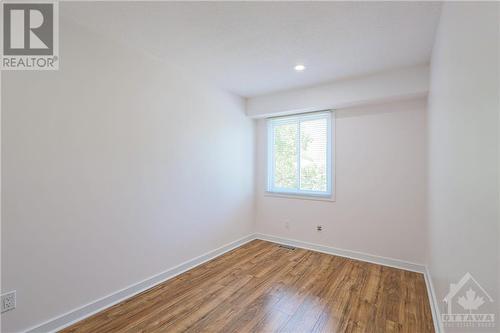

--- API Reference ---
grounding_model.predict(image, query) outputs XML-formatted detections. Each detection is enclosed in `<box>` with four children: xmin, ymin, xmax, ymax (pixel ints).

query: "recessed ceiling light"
<box><xmin>294</xmin><ymin>64</ymin><xmax>306</xmax><ymax>72</ymax></box>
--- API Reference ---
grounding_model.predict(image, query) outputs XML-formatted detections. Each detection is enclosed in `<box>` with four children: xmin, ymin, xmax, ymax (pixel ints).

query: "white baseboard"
<box><xmin>424</xmin><ymin>266</ymin><xmax>444</xmax><ymax>333</ymax></box>
<box><xmin>24</xmin><ymin>233</ymin><xmax>441</xmax><ymax>333</ymax></box>
<box><xmin>255</xmin><ymin>233</ymin><xmax>442</xmax><ymax>332</ymax></box>
<box><xmin>24</xmin><ymin>234</ymin><xmax>255</xmax><ymax>333</ymax></box>
<box><xmin>255</xmin><ymin>233</ymin><xmax>426</xmax><ymax>273</ymax></box>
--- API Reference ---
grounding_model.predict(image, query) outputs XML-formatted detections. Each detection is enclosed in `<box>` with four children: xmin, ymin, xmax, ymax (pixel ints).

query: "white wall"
<box><xmin>255</xmin><ymin>98</ymin><xmax>427</xmax><ymax>264</ymax></box>
<box><xmin>246</xmin><ymin>65</ymin><xmax>429</xmax><ymax>118</ymax></box>
<box><xmin>3</xmin><ymin>2</ymin><xmax>499</xmax><ymax>332</ymax></box>
<box><xmin>427</xmin><ymin>2</ymin><xmax>499</xmax><ymax>329</ymax></box>
<box><xmin>1</xmin><ymin>18</ymin><xmax>255</xmax><ymax>332</ymax></box>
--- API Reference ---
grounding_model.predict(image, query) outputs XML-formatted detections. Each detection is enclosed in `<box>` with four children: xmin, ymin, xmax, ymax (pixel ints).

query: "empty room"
<box><xmin>1</xmin><ymin>1</ymin><xmax>498</xmax><ymax>332</ymax></box>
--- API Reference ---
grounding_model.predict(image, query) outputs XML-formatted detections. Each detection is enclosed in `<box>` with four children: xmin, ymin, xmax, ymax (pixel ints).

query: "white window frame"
<box><xmin>266</xmin><ymin>110</ymin><xmax>335</xmax><ymax>201</ymax></box>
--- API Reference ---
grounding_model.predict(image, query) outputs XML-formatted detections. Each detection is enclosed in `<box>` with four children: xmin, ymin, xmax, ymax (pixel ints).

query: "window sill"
<box><xmin>264</xmin><ymin>191</ymin><xmax>335</xmax><ymax>202</ymax></box>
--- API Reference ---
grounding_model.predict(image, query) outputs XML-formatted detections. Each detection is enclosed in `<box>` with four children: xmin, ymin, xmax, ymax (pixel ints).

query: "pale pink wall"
<box><xmin>427</xmin><ymin>2</ymin><xmax>499</xmax><ymax>328</ymax></box>
<box><xmin>1</xmin><ymin>19</ymin><xmax>255</xmax><ymax>332</ymax></box>
<box><xmin>255</xmin><ymin>98</ymin><xmax>427</xmax><ymax>264</ymax></box>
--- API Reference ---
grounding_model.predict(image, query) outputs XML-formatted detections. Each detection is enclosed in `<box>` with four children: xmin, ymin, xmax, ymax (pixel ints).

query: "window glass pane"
<box><xmin>300</xmin><ymin>118</ymin><xmax>327</xmax><ymax>191</ymax></box>
<box><xmin>273</xmin><ymin>123</ymin><xmax>298</xmax><ymax>189</ymax></box>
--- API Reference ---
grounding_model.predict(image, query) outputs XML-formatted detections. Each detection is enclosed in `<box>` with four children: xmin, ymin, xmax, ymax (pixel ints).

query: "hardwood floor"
<box><xmin>61</xmin><ymin>240</ymin><xmax>434</xmax><ymax>333</ymax></box>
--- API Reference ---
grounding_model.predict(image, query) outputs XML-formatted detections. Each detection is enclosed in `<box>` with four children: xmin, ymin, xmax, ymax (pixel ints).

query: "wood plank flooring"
<box><xmin>60</xmin><ymin>240</ymin><xmax>434</xmax><ymax>333</ymax></box>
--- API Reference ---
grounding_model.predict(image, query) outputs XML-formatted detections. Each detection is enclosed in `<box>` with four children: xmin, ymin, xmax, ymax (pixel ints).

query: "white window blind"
<box><xmin>267</xmin><ymin>111</ymin><xmax>333</xmax><ymax>198</ymax></box>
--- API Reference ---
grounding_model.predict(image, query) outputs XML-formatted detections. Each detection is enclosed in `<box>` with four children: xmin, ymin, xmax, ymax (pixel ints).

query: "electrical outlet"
<box><xmin>1</xmin><ymin>291</ymin><xmax>16</xmax><ymax>313</ymax></box>
<box><xmin>283</xmin><ymin>219</ymin><xmax>291</xmax><ymax>230</ymax></box>
<box><xmin>317</xmin><ymin>225</ymin><xmax>323</xmax><ymax>231</ymax></box>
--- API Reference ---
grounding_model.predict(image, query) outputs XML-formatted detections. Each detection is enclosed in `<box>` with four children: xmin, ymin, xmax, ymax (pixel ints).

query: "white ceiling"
<box><xmin>62</xmin><ymin>2</ymin><xmax>441</xmax><ymax>97</ymax></box>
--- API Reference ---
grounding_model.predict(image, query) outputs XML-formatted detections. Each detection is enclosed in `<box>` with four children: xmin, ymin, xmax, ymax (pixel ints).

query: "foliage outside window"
<box><xmin>267</xmin><ymin>111</ymin><xmax>333</xmax><ymax>198</ymax></box>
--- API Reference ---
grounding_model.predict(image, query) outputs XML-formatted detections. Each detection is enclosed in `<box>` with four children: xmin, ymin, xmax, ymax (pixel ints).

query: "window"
<box><xmin>267</xmin><ymin>111</ymin><xmax>333</xmax><ymax>198</ymax></box>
